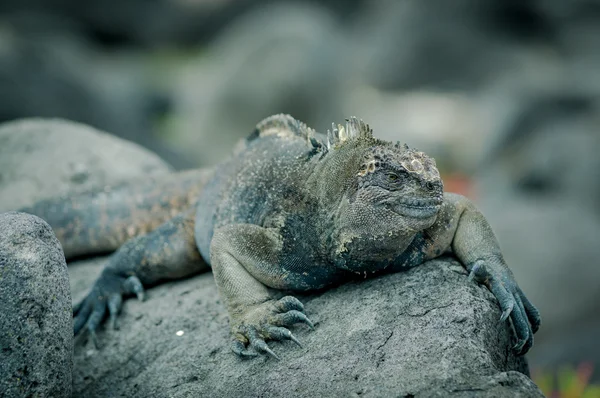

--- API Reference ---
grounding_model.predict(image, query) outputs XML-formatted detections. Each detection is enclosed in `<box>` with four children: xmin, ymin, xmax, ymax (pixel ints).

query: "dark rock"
<box><xmin>0</xmin><ymin>212</ymin><xmax>72</xmax><ymax>398</ymax></box>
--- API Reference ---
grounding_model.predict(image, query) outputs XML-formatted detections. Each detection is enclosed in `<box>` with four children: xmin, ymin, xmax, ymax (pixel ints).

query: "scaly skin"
<box><xmin>21</xmin><ymin>169</ymin><xmax>212</xmax><ymax>258</ymax></box>
<box><xmin>21</xmin><ymin>114</ymin><xmax>541</xmax><ymax>359</ymax></box>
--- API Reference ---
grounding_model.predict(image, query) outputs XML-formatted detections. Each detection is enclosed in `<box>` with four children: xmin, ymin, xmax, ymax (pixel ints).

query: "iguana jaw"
<box><xmin>391</xmin><ymin>196</ymin><xmax>443</xmax><ymax>219</ymax></box>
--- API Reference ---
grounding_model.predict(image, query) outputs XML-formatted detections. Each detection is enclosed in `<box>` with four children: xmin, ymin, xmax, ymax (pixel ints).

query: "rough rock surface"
<box><xmin>0</xmin><ymin>212</ymin><xmax>72</xmax><ymax>397</ymax></box>
<box><xmin>0</xmin><ymin>118</ymin><xmax>173</xmax><ymax>213</ymax></box>
<box><xmin>0</xmin><ymin>119</ymin><xmax>543</xmax><ymax>397</ymax></box>
<box><xmin>68</xmin><ymin>258</ymin><xmax>541</xmax><ymax>397</ymax></box>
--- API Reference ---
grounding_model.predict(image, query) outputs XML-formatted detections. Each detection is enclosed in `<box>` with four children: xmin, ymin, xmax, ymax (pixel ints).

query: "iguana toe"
<box><xmin>230</xmin><ymin>339</ymin><xmax>258</xmax><ymax>358</ymax></box>
<box><xmin>248</xmin><ymin>328</ymin><xmax>280</xmax><ymax>360</ymax></box>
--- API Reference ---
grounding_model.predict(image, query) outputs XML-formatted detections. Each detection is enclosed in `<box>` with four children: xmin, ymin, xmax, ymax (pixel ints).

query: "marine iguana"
<box><xmin>22</xmin><ymin>114</ymin><xmax>541</xmax><ymax>359</ymax></box>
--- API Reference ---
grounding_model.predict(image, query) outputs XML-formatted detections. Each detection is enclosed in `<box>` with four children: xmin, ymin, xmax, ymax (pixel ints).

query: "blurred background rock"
<box><xmin>1</xmin><ymin>0</ymin><xmax>598</xmax><ymax>384</ymax></box>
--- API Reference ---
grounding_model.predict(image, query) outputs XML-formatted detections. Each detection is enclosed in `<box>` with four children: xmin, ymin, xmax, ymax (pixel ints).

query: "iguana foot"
<box><xmin>73</xmin><ymin>269</ymin><xmax>145</xmax><ymax>348</ymax></box>
<box><xmin>468</xmin><ymin>260</ymin><xmax>541</xmax><ymax>355</ymax></box>
<box><xmin>230</xmin><ymin>296</ymin><xmax>314</xmax><ymax>360</ymax></box>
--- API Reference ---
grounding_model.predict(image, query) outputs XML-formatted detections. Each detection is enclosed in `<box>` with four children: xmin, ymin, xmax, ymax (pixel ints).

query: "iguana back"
<box><xmin>194</xmin><ymin>115</ymin><xmax>326</xmax><ymax>265</ymax></box>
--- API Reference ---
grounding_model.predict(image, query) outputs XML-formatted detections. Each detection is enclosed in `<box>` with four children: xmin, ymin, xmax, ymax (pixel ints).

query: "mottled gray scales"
<box><xmin>22</xmin><ymin>114</ymin><xmax>540</xmax><ymax>359</ymax></box>
<box><xmin>20</xmin><ymin>169</ymin><xmax>212</xmax><ymax>258</ymax></box>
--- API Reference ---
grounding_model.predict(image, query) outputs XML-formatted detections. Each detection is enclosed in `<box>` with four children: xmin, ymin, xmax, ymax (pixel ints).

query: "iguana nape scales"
<box><xmin>21</xmin><ymin>114</ymin><xmax>540</xmax><ymax>359</ymax></box>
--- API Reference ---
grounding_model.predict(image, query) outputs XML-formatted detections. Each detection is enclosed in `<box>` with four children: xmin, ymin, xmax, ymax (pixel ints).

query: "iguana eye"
<box><xmin>388</xmin><ymin>173</ymin><xmax>399</xmax><ymax>182</ymax></box>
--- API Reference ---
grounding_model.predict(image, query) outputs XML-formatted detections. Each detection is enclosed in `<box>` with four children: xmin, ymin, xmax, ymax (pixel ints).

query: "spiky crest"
<box><xmin>326</xmin><ymin>116</ymin><xmax>374</xmax><ymax>150</ymax></box>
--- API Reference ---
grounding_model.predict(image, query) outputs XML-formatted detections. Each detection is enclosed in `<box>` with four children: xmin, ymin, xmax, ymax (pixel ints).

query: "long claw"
<box><xmin>298</xmin><ymin>312</ymin><xmax>315</xmax><ymax>330</ymax></box>
<box><xmin>73</xmin><ymin>301</ymin><xmax>92</xmax><ymax>335</ymax></box>
<box><xmin>248</xmin><ymin>328</ymin><xmax>281</xmax><ymax>360</ymax></box>
<box><xmin>305</xmin><ymin>318</ymin><xmax>315</xmax><ymax>330</ymax></box>
<box><xmin>499</xmin><ymin>305</ymin><xmax>513</xmax><ymax>323</ymax></box>
<box><xmin>288</xmin><ymin>333</ymin><xmax>303</xmax><ymax>348</ymax></box>
<box><xmin>263</xmin><ymin>345</ymin><xmax>280</xmax><ymax>361</ymax></box>
<box><xmin>86</xmin><ymin>300</ymin><xmax>107</xmax><ymax>333</ymax></box>
<box><xmin>231</xmin><ymin>297</ymin><xmax>313</xmax><ymax>360</ymax></box>
<box><xmin>72</xmin><ymin>271</ymin><xmax>139</xmax><ymax>343</ymax></box>
<box><xmin>512</xmin><ymin>339</ymin><xmax>527</xmax><ymax>353</ymax></box>
<box><xmin>123</xmin><ymin>275</ymin><xmax>145</xmax><ymax>301</ymax></box>
<box><xmin>255</xmin><ymin>341</ymin><xmax>280</xmax><ymax>361</ymax></box>
<box><xmin>513</xmin><ymin>295</ymin><xmax>534</xmax><ymax>354</ymax></box>
<box><xmin>266</xmin><ymin>326</ymin><xmax>304</xmax><ymax>348</ymax></box>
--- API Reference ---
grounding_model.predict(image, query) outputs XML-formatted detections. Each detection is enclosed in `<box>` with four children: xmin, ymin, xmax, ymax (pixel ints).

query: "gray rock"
<box><xmin>71</xmin><ymin>259</ymin><xmax>541</xmax><ymax>397</ymax></box>
<box><xmin>0</xmin><ymin>212</ymin><xmax>72</xmax><ymax>398</ymax></box>
<box><xmin>0</xmin><ymin>118</ymin><xmax>173</xmax><ymax>213</ymax></box>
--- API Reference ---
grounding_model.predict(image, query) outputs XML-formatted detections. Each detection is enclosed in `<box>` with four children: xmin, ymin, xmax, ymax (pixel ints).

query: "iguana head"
<box><xmin>353</xmin><ymin>143</ymin><xmax>444</xmax><ymax>221</ymax></box>
<box><xmin>320</xmin><ymin>118</ymin><xmax>444</xmax><ymax>269</ymax></box>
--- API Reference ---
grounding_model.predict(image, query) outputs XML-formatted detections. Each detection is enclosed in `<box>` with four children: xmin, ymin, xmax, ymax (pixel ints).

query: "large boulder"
<box><xmin>0</xmin><ymin>118</ymin><xmax>173</xmax><ymax>213</ymax></box>
<box><xmin>0</xmin><ymin>212</ymin><xmax>72</xmax><ymax>397</ymax></box>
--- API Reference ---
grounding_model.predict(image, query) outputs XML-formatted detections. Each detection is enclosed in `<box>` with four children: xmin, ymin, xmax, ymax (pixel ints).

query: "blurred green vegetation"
<box><xmin>534</xmin><ymin>363</ymin><xmax>600</xmax><ymax>398</ymax></box>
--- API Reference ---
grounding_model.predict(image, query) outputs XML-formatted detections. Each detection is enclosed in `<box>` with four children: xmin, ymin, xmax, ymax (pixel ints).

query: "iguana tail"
<box><xmin>19</xmin><ymin>169</ymin><xmax>213</xmax><ymax>260</ymax></box>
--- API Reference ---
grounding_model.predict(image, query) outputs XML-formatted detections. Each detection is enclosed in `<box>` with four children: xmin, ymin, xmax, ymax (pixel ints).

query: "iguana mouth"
<box><xmin>392</xmin><ymin>197</ymin><xmax>442</xmax><ymax>219</ymax></box>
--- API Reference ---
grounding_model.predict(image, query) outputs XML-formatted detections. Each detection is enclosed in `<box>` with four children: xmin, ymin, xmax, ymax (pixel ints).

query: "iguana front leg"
<box><xmin>73</xmin><ymin>209</ymin><xmax>208</xmax><ymax>346</ymax></box>
<box><xmin>443</xmin><ymin>193</ymin><xmax>541</xmax><ymax>354</ymax></box>
<box><xmin>210</xmin><ymin>224</ymin><xmax>314</xmax><ymax>360</ymax></box>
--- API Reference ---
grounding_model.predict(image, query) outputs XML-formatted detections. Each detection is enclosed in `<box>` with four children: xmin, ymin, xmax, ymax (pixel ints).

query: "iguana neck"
<box><xmin>306</xmin><ymin>139</ymin><xmax>368</xmax><ymax>210</ymax></box>
<box><xmin>305</xmin><ymin>140</ymin><xmax>373</xmax><ymax>260</ymax></box>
